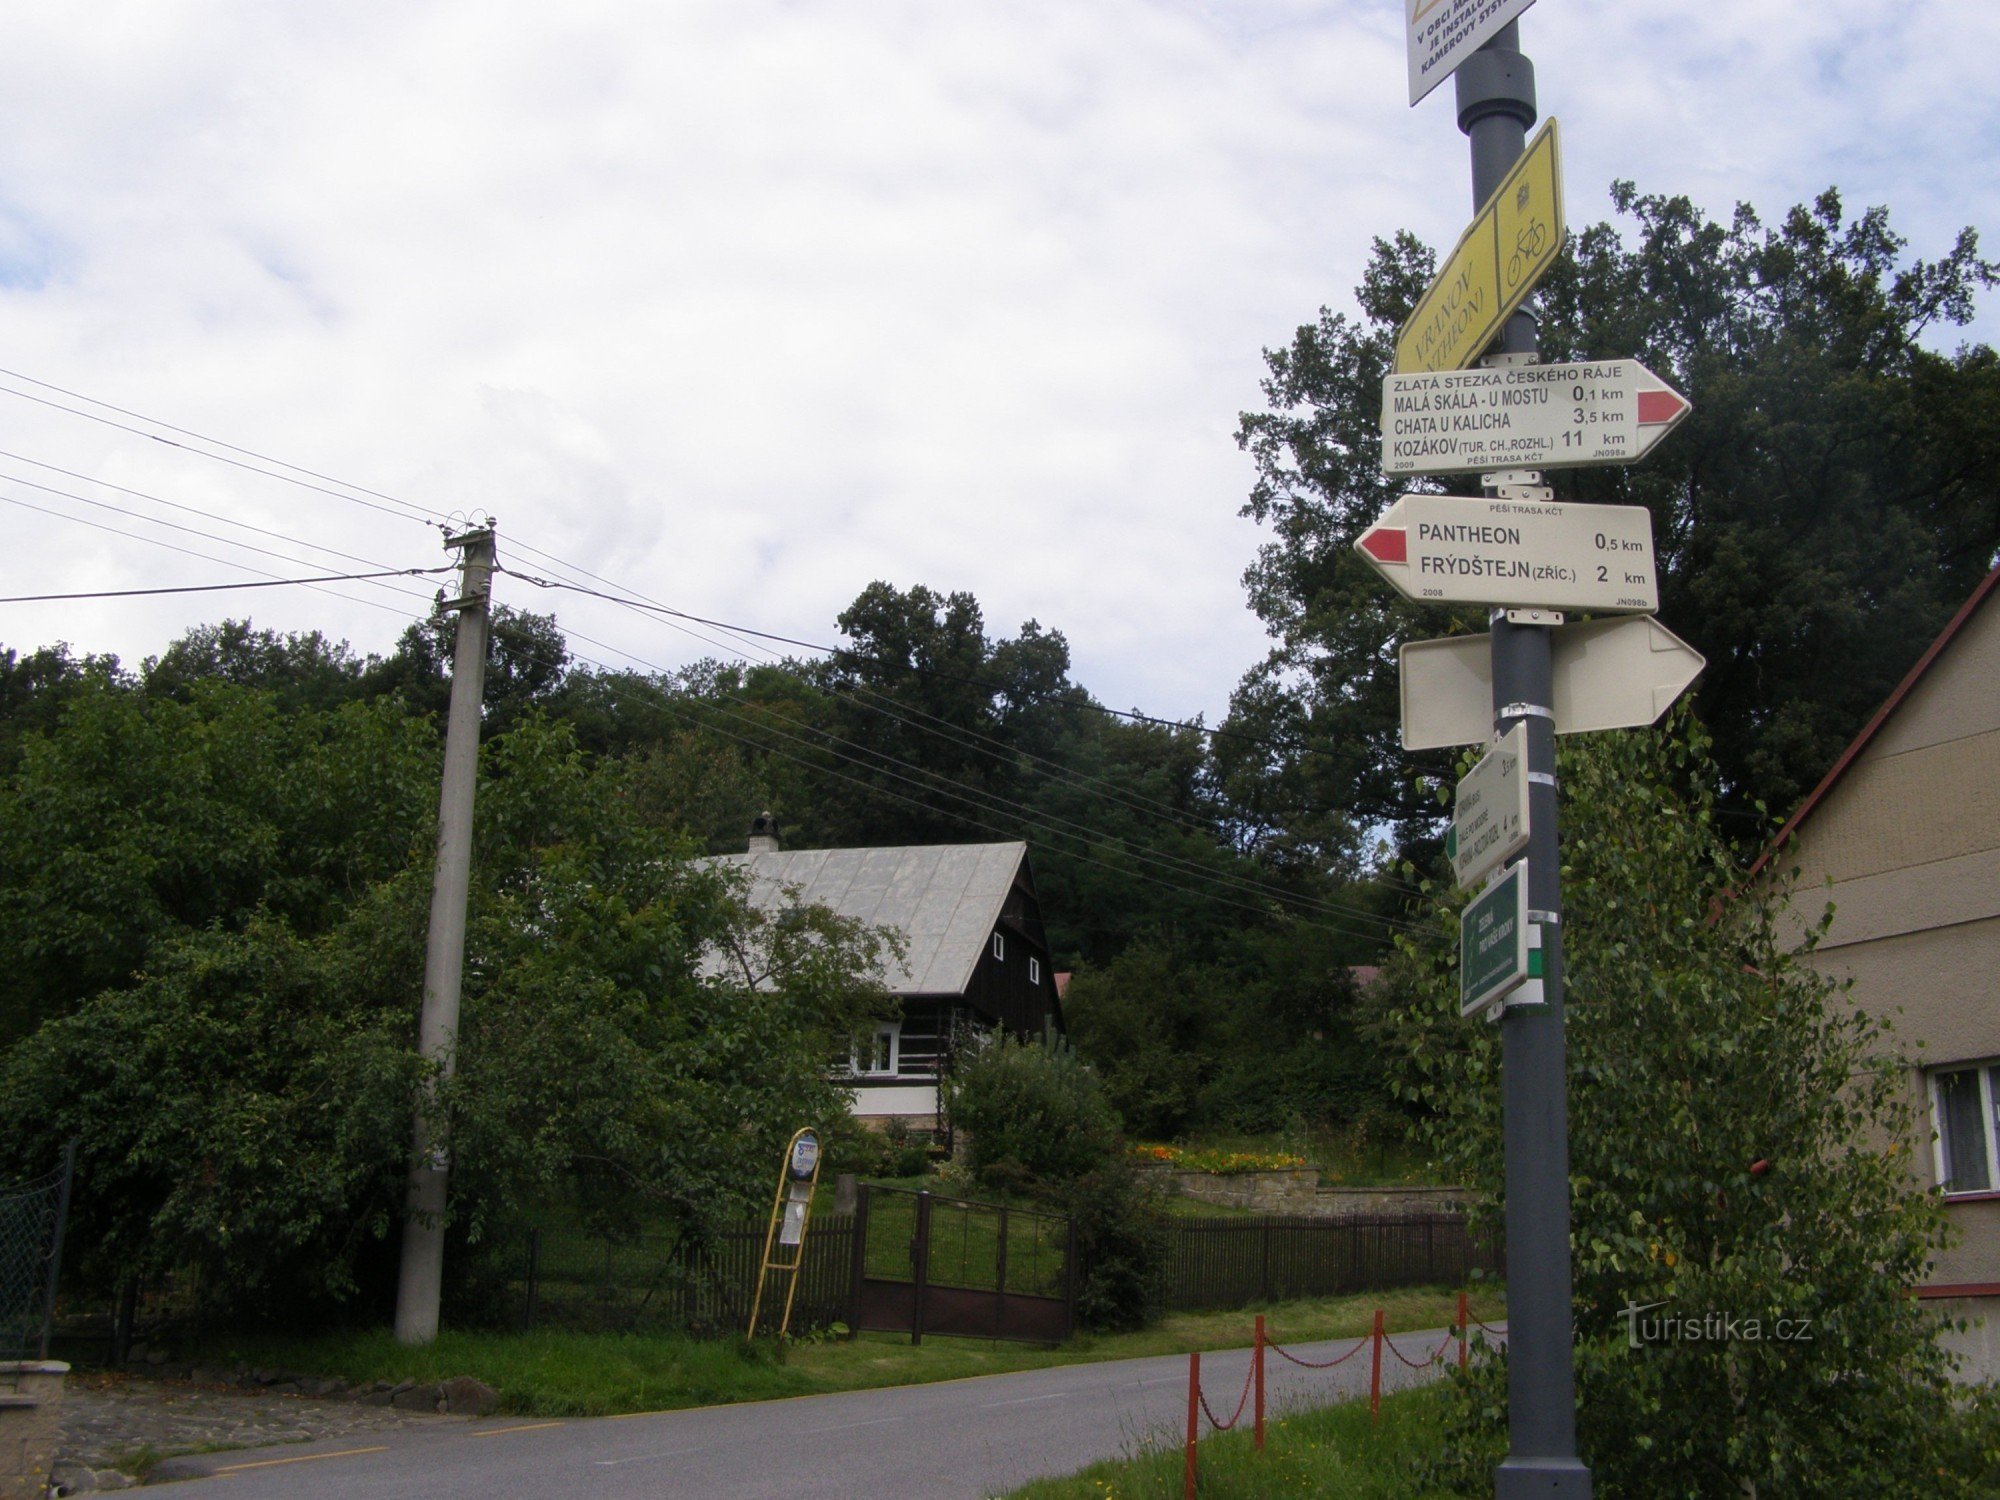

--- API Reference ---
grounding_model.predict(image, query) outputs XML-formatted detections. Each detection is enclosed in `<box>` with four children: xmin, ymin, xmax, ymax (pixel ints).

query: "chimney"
<box><xmin>747</xmin><ymin>810</ymin><xmax>782</xmax><ymax>854</ymax></box>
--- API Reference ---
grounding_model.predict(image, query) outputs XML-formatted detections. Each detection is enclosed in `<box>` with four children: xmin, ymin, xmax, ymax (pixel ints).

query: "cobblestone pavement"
<box><xmin>53</xmin><ymin>1372</ymin><xmax>467</xmax><ymax>1491</ymax></box>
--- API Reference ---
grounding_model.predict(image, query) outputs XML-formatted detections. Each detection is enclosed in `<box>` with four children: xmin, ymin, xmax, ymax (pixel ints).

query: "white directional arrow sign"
<box><xmin>1355</xmin><ymin>494</ymin><xmax>1658</xmax><ymax>614</ymax></box>
<box><xmin>1381</xmin><ymin>360</ymin><xmax>1690</xmax><ymax>477</ymax></box>
<box><xmin>1399</xmin><ymin>615</ymin><xmax>1706</xmax><ymax>751</ymax></box>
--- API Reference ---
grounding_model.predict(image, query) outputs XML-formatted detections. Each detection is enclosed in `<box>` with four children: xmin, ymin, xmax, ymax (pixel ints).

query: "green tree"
<box><xmin>0</xmin><ymin>678</ymin><xmax>436</xmax><ymax>1044</ymax></box>
<box><xmin>0</xmin><ymin>715</ymin><xmax>893</xmax><ymax>1318</ymax></box>
<box><xmin>1232</xmin><ymin>189</ymin><xmax>2000</xmax><ymax>850</ymax></box>
<box><xmin>1381</xmin><ymin>716</ymin><xmax>2000</xmax><ymax>1495</ymax></box>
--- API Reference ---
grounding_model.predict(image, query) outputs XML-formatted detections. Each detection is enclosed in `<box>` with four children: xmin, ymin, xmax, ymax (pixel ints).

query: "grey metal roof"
<box><xmin>704</xmin><ymin>841</ymin><xmax>1027</xmax><ymax>996</ymax></box>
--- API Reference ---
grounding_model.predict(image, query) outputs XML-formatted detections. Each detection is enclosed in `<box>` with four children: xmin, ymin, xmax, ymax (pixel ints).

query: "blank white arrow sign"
<box><xmin>1400</xmin><ymin>615</ymin><xmax>1706</xmax><ymax>751</ymax></box>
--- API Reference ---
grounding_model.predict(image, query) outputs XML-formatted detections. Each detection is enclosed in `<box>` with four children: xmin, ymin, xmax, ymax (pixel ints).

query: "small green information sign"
<box><xmin>1461</xmin><ymin>860</ymin><xmax>1530</xmax><ymax>1018</ymax></box>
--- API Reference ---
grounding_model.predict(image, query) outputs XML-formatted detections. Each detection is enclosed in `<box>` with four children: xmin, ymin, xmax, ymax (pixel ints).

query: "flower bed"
<box><xmin>1130</xmin><ymin>1144</ymin><xmax>1308</xmax><ymax>1176</ymax></box>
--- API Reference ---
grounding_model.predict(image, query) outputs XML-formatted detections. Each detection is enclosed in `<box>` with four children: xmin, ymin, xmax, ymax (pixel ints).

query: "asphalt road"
<box><xmin>149</xmin><ymin>1325</ymin><xmax>1476</xmax><ymax>1498</ymax></box>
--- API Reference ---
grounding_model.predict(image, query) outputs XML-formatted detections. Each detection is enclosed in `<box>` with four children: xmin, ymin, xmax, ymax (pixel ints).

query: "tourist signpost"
<box><xmin>1394</xmin><ymin>117</ymin><xmax>1563</xmax><ymax>375</ymax></box>
<box><xmin>1381</xmin><ymin>359</ymin><xmax>1691</xmax><ymax>476</ymax></box>
<box><xmin>1355</xmin><ymin>494</ymin><xmax>1658</xmax><ymax>613</ymax></box>
<box><xmin>1376</xmin><ymin>14</ymin><xmax>1704</xmax><ymax>1493</ymax></box>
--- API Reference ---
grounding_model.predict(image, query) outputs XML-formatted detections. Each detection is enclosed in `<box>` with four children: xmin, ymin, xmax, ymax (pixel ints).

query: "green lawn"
<box><xmin>1004</xmin><ymin>1383</ymin><xmax>1456</xmax><ymax>1499</ymax></box>
<box><xmin>184</xmin><ymin>1284</ymin><xmax>1501</xmax><ymax>1419</ymax></box>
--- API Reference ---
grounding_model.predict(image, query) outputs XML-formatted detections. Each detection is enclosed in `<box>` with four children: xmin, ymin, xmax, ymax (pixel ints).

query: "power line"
<box><xmin>504</xmin><ymin>562</ymin><xmax>1241</xmax><ymax>842</ymax></box>
<box><xmin>0</xmin><ymin>492</ymin><xmax>434</xmax><ymax>623</ymax></box>
<box><xmin>0</xmin><ymin>567</ymin><xmax>455</xmax><ymax>605</ymax></box>
<box><xmin>500</xmin><ymin>567</ymin><xmax>1275</xmax><ymax>748</ymax></box>
<box><xmin>0</xmin><ymin>365</ymin><xmax>1263</xmax><ymax>748</ymax></box>
<box><xmin>0</xmin><ymin>463</ymin><xmax>440</xmax><ymax>609</ymax></box>
<box><xmin>555</xmin><ymin>620</ymin><xmax>1413</xmax><ymax>937</ymax></box>
<box><xmin>559</xmin><ymin>634</ymin><xmax>1402</xmax><ymax>945</ymax></box>
<box><xmin>0</xmin><ymin>379</ymin><xmax>448</xmax><ymax>530</ymax></box>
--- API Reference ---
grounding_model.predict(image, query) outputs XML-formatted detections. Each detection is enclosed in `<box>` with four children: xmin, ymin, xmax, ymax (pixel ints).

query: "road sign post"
<box><xmin>1453</xmin><ymin>24</ymin><xmax>1592</xmax><ymax>1497</ymax></box>
<box><xmin>1381</xmin><ymin>359</ymin><xmax>1690</xmax><ymax>476</ymax></box>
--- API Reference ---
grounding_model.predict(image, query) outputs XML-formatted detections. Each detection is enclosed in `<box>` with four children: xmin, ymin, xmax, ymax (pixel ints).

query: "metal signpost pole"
<box><xmin>1455</xmin><ymin>23</ymin><xmax>1592</xmax><ymax>1497</ymax></box>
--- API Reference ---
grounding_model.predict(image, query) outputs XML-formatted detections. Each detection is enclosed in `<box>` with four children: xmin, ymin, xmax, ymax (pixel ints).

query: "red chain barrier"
<box><xmin>1198</xmin><ymin>1357</ymin><xmax>1257</xmax><ymax>1432</ymax></box>
<box><xmin>1265</xmin><ymin>1330</ymin><xmax>1372</xmax><ymax>1369</ymax></box>
<box><xmin>1184</xmin><ymin>1296</ymin><xmax>1494</xmax><ymax>1481</ymax></box>
<box><xmin>1381</xmin><ymin>1326</ymin><xmax>1454</xmax><ymax>1370</ymax></box>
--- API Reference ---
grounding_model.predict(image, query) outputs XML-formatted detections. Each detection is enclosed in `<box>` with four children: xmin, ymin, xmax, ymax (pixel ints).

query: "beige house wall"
<box><xmin>1774</xmin><ymin>588</ymin><xmax>2000</xmax><ymax>1379</ymax></box>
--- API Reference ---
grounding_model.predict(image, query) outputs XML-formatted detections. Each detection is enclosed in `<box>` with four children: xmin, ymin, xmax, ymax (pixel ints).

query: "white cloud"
<box><xmin>0</xmin><ymin>0</ymin><xmax>1993</xmax><ymax>722</ymax></box>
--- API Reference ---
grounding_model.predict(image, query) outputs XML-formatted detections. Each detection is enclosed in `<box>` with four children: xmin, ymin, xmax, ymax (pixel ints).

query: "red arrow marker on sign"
<box><xmin>1636</xmin><ymin>389</ymin><xmax>1687</xmax><ymax>426</ymax></box>
<box><xmin>1359</xmin><ymin>526</ymin><xmax>1407</xmax><ymax>564</ymax></box>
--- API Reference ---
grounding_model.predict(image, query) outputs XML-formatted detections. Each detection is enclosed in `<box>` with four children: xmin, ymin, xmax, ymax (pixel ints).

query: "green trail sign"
<box><xmin>1461</xmin><ymin>859</ymin><xmax>1534</xmax><ymax>1018</ymax></box>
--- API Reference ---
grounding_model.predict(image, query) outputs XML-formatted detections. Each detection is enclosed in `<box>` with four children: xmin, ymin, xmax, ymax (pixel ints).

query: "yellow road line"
<box><xmin>472</xmin><ymin>1421</ymin><xmax>566</xmax><ymax>1437</ymax></box>
<box><xmin>215</xmin><ymin>1445</ymin><xmax>388</xmax><ymax>1473</ymax></box>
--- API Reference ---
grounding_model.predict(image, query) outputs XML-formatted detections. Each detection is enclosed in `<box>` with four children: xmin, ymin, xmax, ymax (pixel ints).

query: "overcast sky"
<box><xmin>2</xmin><ymin>0</ymin><xmax>1995</xmax><ymax>725</ymax></box>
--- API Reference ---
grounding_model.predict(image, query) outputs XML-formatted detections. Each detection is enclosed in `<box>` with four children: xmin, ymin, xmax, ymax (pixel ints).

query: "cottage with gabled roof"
<box><xmin>706</xmin><ymin>817</ymin><xmax>1065</xmax><ymax>1132</ymax></box>
<box><xmin>1757</xmin><ymin>562</ymin><xmax>2000</xmax><ymax>1382</ymax></box>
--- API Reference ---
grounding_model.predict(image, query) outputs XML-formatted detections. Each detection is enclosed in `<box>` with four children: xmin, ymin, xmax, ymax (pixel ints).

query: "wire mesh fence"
<box><xmin>0</xmin><ymin>1142</ymin><xmax>76</xmax><ymax>1360</ymax></box>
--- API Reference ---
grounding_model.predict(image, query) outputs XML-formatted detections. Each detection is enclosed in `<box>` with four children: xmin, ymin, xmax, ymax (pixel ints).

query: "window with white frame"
<box><xmin>1932</xmin><ymin>1063</ymin><xmax>1999</xmax><ymax>1195</ymax></box>
<box><xmin>853</xmin><ymin>1021</ymin><xmax>901</xmax><ymax>1077</ymax></box>
<box><xmin>1029</xmin><ymin>957</ymin><xmax>1041</xmax><ymax>985</ymax></box>
<box><xmin>992</xmin><ymin>932</ymin><xmax>1005</xmax><ymax>960</ymax></box>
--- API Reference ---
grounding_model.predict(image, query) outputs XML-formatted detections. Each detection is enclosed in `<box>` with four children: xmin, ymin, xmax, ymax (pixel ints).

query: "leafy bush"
<box><xmin>1063</xmin><ymin>1164</ymin><xmax>1167</xmax><ymax>1333</ymax></box>
<box><xmin>944</xmin><ymin>1029</ymin><xmax>1165</xmax><ymax>1330</ymax></box>
<box><xmin>944</xmin><ymin>1030</ymin><xmax>1121</xmax><ymax>1192</ymax></box>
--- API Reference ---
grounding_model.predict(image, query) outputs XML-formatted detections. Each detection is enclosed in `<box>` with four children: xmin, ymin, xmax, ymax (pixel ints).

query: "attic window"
<box><xmin>993</xmin><ymin>933</ymin><xmax>1005</xmax><ymax>961</ymax></box>
<box><xmin>1029</xmin><ymin>957</ymin><xmax>1041</xmax><ymax>985</ymax></box>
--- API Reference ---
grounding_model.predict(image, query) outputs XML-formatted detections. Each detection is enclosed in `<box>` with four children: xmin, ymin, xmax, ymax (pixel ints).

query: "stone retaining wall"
<box><xmin>0</xmin><ymin>1360</ymin><xmax>68</xmax><ymax>1500</ymax></box>
<box><xmin>1155</xmin><ymin>1167</ymin><xmax>1469</xmax><ymax>1218</ymax></box>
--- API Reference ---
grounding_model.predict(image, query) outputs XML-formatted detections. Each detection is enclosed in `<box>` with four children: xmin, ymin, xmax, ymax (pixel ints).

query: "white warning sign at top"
<box><xmin>1408</xmin><ymin>0</ymin><xmax>1538</xmax><ymax>107</ymax></box>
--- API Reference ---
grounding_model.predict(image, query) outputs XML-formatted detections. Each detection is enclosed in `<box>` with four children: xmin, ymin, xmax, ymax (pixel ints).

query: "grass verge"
<box><xmin>182</xmin><ymin>1283</ymin><xmax>1501</xmax><ymax>1419</ymax></box>
<box><xmin>1003</xmin><ymin>1382</ymin><xmax>1455</xmax><ymax>1499</ymax></box>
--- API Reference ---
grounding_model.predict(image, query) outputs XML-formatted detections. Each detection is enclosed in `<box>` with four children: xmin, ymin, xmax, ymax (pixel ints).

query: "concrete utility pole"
<box><xmin>394</xmin><ymin>524</ymin><xmax>496</xmax><ymax>1347</ymax></box>
<box><xmin>1456</xmin><ymin>25</ymin><xmax>1592</xmax><ymax>1497</ymax></box>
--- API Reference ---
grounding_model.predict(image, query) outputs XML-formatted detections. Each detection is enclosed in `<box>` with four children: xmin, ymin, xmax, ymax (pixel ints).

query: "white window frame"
<box><xmin>1029</xmin><ymin>956</ymin><xmax>1041</xmax><ymax>985</ymax></box>
<box><xmin>992</xmin><ymin>932</ymin><xmax>1005</xmax><ymax>961</ymax></box>
<box><xmin>1930</xmin><ymin>1062</ymin><xmax>2000</xmax><ymax>1197</ymax></box>
<box><xmin>853</xmin><ymin>1021</ymin><xmax>901</xmax><ymax>1077</ymax></box>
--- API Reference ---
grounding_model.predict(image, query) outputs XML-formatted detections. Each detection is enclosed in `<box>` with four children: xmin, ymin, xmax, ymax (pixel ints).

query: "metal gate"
<box><xmin>849</xmin><ymin>1185</ymin><xmax>1073</xmax><ymax>1345</ymax></box>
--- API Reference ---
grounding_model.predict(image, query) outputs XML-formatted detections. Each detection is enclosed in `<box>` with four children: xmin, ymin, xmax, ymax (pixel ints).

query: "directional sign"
<box><xmin>1356</xmin><ymin>494</ymin><xmax>1657</xmax><ymax>613</ymax></box>
<box><xmin>1395</xmin><ymin>119</ymin><xmax>1563</xmax><ymax>376</ymax></box>
<box><xmin>1449</xmin><ymin>722</ymin><xmax>1528</xmax><ymax>887</ymax></box>
<box><xmin>1461</xmin><ymin>859</ymin><xmax>1533</xmax><ymax>1018</ymax></box>
<box><xmin>1407</xmin><ymin>0</ymin><xmax>1538</xmax><ymax>107</ymax></box>
<box><xmin>1399</xmin><ymin>615</ymin><xmax>1707</xmax><ymax>751</ymax></box>
<box><xmin>1381</xmin><ymin>360</ymin><xmax>1691</xmax><ymax>476</ymax></box>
